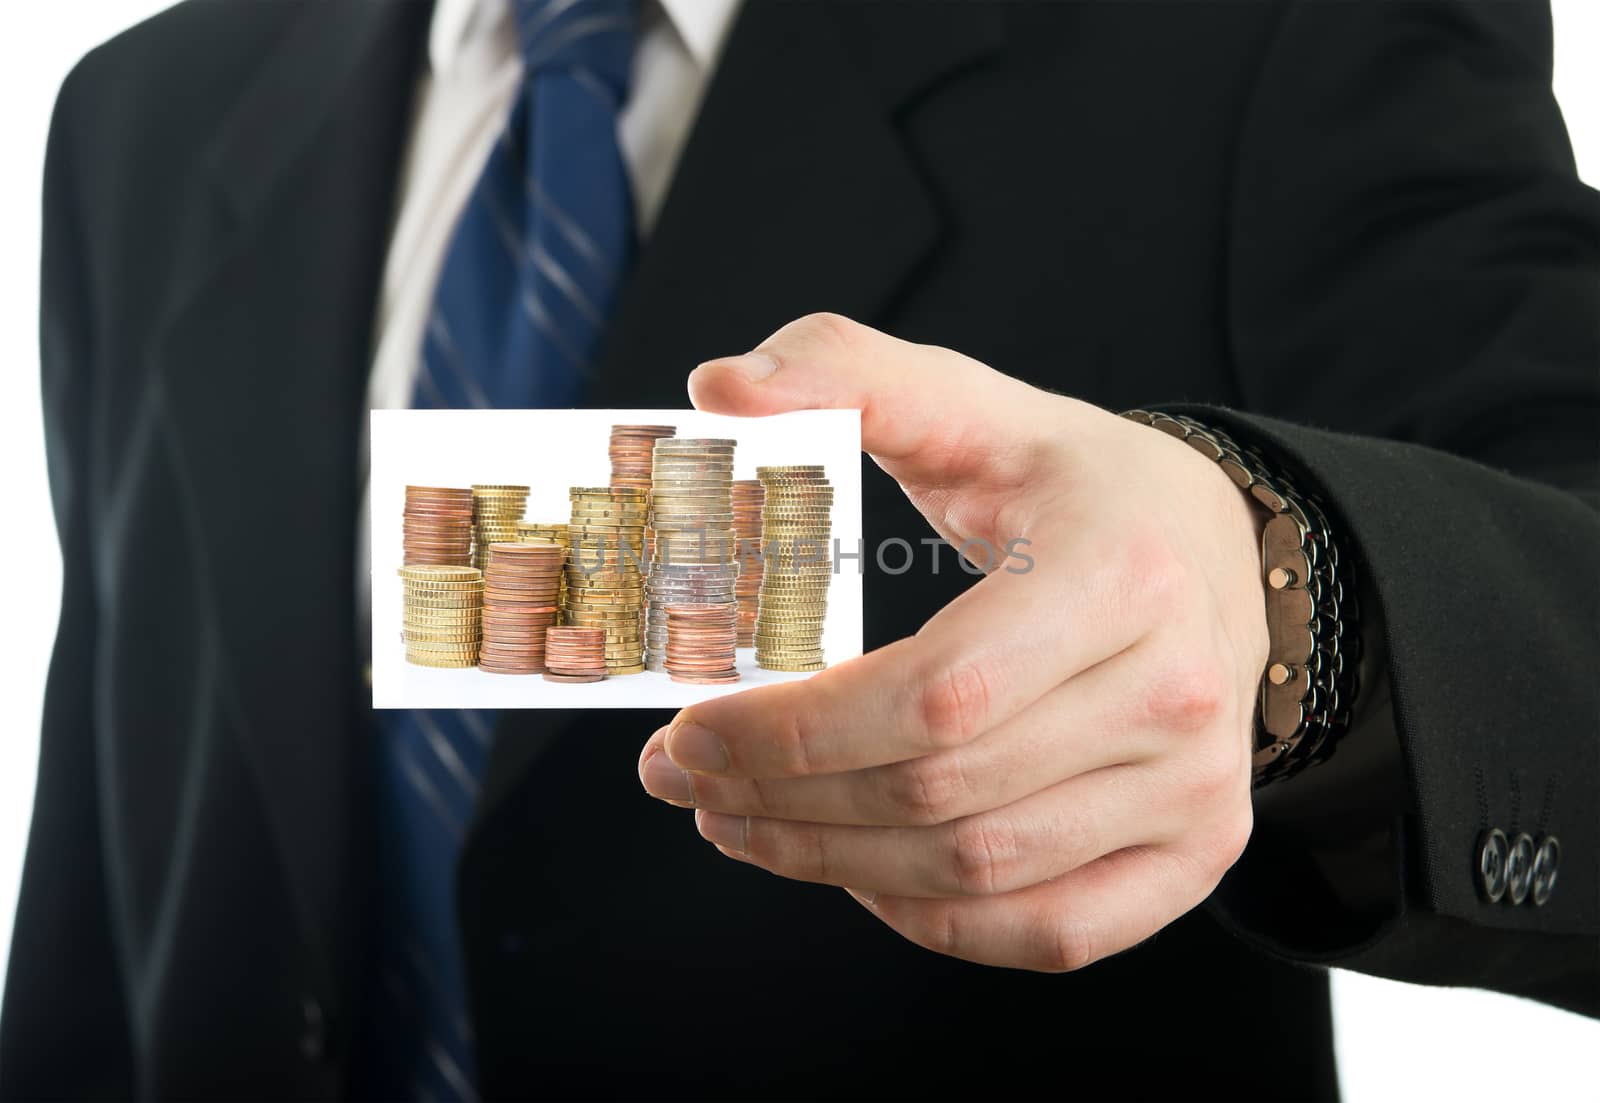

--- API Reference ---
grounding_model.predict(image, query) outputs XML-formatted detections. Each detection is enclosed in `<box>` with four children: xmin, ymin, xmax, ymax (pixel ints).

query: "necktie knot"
<box><xmin>513</xmin><ymin>0</ymin><xmax>637</xmax><ymax>98</ymax></box>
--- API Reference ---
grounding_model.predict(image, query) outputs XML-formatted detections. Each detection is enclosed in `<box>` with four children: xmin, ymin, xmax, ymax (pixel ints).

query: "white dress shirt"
<box><xmin>360</xmin><ymin>0</ymin><xmax>741</xmax><ymax>628</ymax></box>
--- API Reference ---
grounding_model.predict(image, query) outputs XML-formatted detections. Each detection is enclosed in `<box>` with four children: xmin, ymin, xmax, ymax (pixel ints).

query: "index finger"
<box><xmin>660</xmin><ymin>545</ymin><xmax>1146</xmax><ymax>778</ymax></box>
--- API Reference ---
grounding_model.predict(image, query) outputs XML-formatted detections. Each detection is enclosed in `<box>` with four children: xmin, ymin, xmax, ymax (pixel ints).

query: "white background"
<box><xmin>370</xmin><ymin>408</ymin><xmax>863</xmax><ymax>708</ymax></box>
<box><xmin>1</xmin><ymin>4</ymin><xmax>1596</xmax><ymax>1098</ymax></box>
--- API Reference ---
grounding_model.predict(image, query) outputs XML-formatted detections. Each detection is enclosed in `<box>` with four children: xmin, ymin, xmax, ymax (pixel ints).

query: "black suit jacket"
<box><xmin>5</xmin><ymin>0</ymin><xmax>1597</xmax><ymax>1099</ymax></box>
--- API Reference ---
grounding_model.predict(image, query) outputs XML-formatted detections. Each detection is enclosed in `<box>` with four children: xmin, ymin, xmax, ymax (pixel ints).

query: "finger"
<box><xmin>691</xmin><ymin>762</ymin><xmax>1186</xmax><ymax>898</ymax></box>
<box><xmin>687</xmin><ymin>312</ymin><xmax>1078</xmax><ymax>485</ymax></box>
<box><xmin>641</xmin><ymin>641</ymin><xmax>1165</xmax><ymax>824</ymax></box>
<box><xmin>661</xmin><ymin>529</ymin><xmax>1150</xmax><ymax>778</ymax></box>
<box><xmin>846</xmin><ymin>844</ymin><xmax>1214</xmax><ymax>972</ymax></box>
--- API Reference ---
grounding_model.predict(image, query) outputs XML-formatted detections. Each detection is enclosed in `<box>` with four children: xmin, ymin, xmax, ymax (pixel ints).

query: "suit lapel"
<box><xmin>479</xmin><ymin>0</ymin><xmax>1007</xmax><ymax>822</ymax></box>
<box><xmin>591</xmin><ymin>0</ymin><xmax>1006</xmax><ymax>404</ymax></box>
<box><xmin>154</xmin><ymin>0</ymin><xmax>432</xmax><ymax>991</ymax></box>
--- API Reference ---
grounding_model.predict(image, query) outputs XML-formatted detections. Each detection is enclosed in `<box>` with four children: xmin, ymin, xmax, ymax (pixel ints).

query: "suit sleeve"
<box><xmin>1166</xmin><ymin>0</ymin><xmax>1600</xmax><ymax>1017</ymax></box>
<box><xmin>0</xmin><ymin>59</ymin><xmax>137</xmax><ymax>1099</ymax></box>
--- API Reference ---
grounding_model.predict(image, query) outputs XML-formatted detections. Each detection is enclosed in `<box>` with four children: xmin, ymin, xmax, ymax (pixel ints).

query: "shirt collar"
<box><xmin>430</xmin><ymin>0</ymin><xmax>740</xmax><ymax>77</ymax></box>
<box><xmin>656</xmin><ymin>0</ymin><xmax>738</xmax><ymax>67</ymax></box>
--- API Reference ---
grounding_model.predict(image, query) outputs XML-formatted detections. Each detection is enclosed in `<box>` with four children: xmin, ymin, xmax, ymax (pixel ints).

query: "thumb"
<box><xmin>686</xmin><ymin>313</ymin><xmax>1060</xmax><ymax>483</ymax></box>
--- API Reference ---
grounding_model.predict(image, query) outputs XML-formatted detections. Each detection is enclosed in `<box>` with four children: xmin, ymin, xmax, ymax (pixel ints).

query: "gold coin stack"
<box><xmin>470</xmin><ymin>484</ymin><xmax>530</xmax><ymax>572</ymax></box>
<box><xmin>731</xmin><ymin>479</ymin><xmax>765</xmax><ymax>648</ymax></box>
<box><xmin>479</xmin><ymin>543</ymin><xmax>564</xmax><ymax>674</ymax></box>
<box><xmin>664</xmin><ymin>604</ymin><xmax>740</xmax><ymax>685</ymax></box>
<box><xmin>564</xmin><ymin>486</ymin><xmax>649</xmax><ymax>675</ymax></box>
<box><xmin>402</xmin><ymin>486</ymin><xmax>473</xmax><ymax>566</ymax></box>
<box><xmin>543</xmin><ymin>626</ymin><xmax>607</xmax><ymax>683</ymax></box>
<box><xmin>755</xmin><ymin>465</ymin><xmax>833</xmax><ymax>672</ymax></box>
<box><xmin>608</xmin><ymin>424</ymin><xmax>676</xmax><ymax>565</ymax></box>
<box><xmin>646</xmin><ymin>438</ymin><xmax>739</xmax><ymax>672</ymax></box>
<box><xmin>400</xmin><ymin>564</ymin><xmax>484</xmax><ymax>668</ymax></box>
<box><xmin>515</xmin><ymin>520</ymin><xmax>570</xmax><ymax>615</ymax></box>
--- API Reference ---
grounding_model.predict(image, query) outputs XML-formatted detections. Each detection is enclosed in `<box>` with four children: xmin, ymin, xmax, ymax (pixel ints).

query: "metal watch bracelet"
<box><xmin>1120</xmin><ymin>410</ymin><xmax>1360</xmax><ymax>788</ymax></box>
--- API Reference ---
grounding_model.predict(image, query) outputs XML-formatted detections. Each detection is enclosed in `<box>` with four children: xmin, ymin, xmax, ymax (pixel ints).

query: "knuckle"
<box><xmin>1212</xmin><ymin>805</ymin><xmax>1254</xmax><ymax>875</ymax></box>
<box><xmin>899</xmin><ymin>900</ymin><xmax>964</xmax><ymax>959</ymax></box>
<box><xmin>933</xmin><ymin>902</ymin><xmax>965</xmax><ymax>958</ymax></box>
<box><xmin>949</xmin><ymin>815</ymin><xmax>1018</xmax><ymax>896</ymax></box>
<box><xmin>1115</xmin><ymin>525</ymin><xmax>1186</xmax><ymax>615</ymax></box>
<box><xmin>919</xmin><ymin>661</ymin><xmax>992</xmax><ymax>749</ymax></box>
<box><xmin>794</xmin><ymin>311</ymin><xmax>865</xmax><ymax>348</ymax></box>
<box><xmin>1146</xmin><ymin>656</ymin><xmax>1228</xmax><ymax>735</ymax></box>
<box><xmin>1176</xmin><ymin>806</ymin><xmax>1254</xmax><ymax>886</ymax></box>
<box><xmin>1172</xmin><ymin>721</ymin><xmax>1251</xmax><ymax>815</ymax></box>
<box><xmin>1041</xmin><ymin>914</ymin><xmax>1097</xmax><ymax>973</ymax></box>
<box><xmin>882</xmin><ymin>755</ymin><xmax>966</xmax><ymax>825</ymax></box>
<box><xmin>790</xmin><ymin>821</ymin><xmax>832</xmax><ymax>882</ymax></box>
<box><xmin>772</xmin><ymin>312</ymin><xmax>868</xmax><ymax>362</ymax></box>
<box><xmin>772</xmin><ymin>706</ymin><xmax>816</xmax><ymax>776</ymax></box>
<box><xmin>1053</xmin><ymin>803</ymin><xmax>1097</xmax><ymax>869</ymax></box>
<box><xmin>745</xmin><ymin>775</ymin><xmax>778</xmax><ymax>818</ymax></box>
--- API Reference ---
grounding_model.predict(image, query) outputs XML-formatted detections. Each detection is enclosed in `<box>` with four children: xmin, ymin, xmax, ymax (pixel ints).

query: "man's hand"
<box><xmin>637</xmin><ymin>313</ymin><xmax>1269</xmax><ymax>972</ymax></box>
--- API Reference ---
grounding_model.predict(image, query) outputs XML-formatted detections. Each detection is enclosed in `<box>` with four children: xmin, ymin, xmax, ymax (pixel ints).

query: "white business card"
<box><xmin>370</xmin><ymin>408</ymin><xmax>863</xmax><ymax>708</ymax></box>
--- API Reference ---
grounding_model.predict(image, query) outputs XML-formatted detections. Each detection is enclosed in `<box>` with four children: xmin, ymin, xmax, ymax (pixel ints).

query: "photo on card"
<box><xmin>370</xmin><ymin>408</ymin><xmax>863</xmax><ymax>709</ymax></box>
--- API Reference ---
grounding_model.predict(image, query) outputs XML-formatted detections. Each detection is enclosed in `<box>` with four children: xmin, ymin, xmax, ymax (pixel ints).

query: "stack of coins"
<box><xmin>755</xmin><ymin>465</ymin><xmax>833</xmax><ymax>672</ymax></box>
<box><xmin>543</xmin><ymin>626</ymin><xmax>607</xmax><ymax>683</ymax></box>
<box><xmin>402</xmin><ymin>486</ymin><xmax>473</xmax><ymax>566</ymax></box>
<box><xmin>646</xmin><ymin>564</ymin><xmax>738</xmax><ymax>670</ymax></box>
<box><xmin>731</xmin><ymin>479</ymin><xmax>765</xmax><ymax>647</ymax></box>
<box><xmin>515</xmin><ymin>520</ymin><xmax>570</xmax><ymax>615</ymax></box>
<box><xmin>664</xmin><ymin>604</ymin><xmax>740</xmax><ymax>684</ymax></box>
<box><xmin>470</xmin><ymin>485</ymin><xmax>530</xmax><ymax>571</ymax></box>
<box><xmin>564</xmin><ymin>486</ymin><xmax>648</xmax><ymax>675</ymax></box>
<box><xmin>399</xmin><ymin>564</ymin><xmax>483</xmax><ymax>668</ymax></box>
<box><xmin>608</xmin><ymin>424</ymin><xmax>676</xmax><ymax>565</ymax></box>
<box><xmin>645</xmin><ymin>438</ymin><xmax>740</xmax><ymax>671</ymax></box>
<box><xmin>478</xmin><ymin>543</ymin><xmax>564</xmax><ymax>674</ymax></box>
<box><xmin>608</xmin><ymin>424</ymin><xmax>677</xmax><ymax>489</ymax></box>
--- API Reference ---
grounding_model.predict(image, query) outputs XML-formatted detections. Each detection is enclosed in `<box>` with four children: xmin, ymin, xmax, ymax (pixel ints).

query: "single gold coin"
<box><xmin>404</xmin><ymin>606</ymin><xmax>483</xmax><ymax>619</ymax></box>
<box><xmin>398</xmin><ymin>565</ymin><xmax>482</xmax><ymax>582</ymax></box>
<box><xmin>405</xmin><ymin>651</ymin><xmax>478</xmax><ymax>663</ymax></box>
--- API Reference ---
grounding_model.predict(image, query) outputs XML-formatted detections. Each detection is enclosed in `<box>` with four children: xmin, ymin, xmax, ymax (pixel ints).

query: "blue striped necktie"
<box><xmin>370</xmin><ymin>2</ymin><xmax>638</xmax><ymax>1098</ymax></box>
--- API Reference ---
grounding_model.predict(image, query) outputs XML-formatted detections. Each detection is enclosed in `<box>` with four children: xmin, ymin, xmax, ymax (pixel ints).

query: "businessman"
<box><xmin>4</xmin><ymin>0</ymin><xmax>1597</xmax><ymax>1099</ymax></box>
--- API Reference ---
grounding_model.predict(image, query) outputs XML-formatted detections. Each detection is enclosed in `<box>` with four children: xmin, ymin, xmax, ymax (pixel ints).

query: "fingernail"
<box><xmin>695</xmin><ymin>809</ymin><xmax>749</xmax><ymax>854</ymax></box>
<box><xmin>665</xmin><ymin>721</ymin><xmax>728</xmax><ymax>772</ymax></box>
<box><xmin>698</xmin><ymin>352</ymin><xmax>778</xmax><ymax>382</ymax></box>
<box><xmin>846</xmin><ymin>888</ymin><xmax>879</xmax><ymax>909</ymax></box>
<box><xmin>639</xmin><ymin>747</ymin><xmax>695</xmax><ymax>805</ymax></box>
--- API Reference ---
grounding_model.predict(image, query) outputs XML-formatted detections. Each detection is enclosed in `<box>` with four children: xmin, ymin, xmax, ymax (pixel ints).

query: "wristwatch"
<box><xmin>1121</xmin><ymin>410</ymin><xmax>1361</xmax><ymax>788</ymax></box>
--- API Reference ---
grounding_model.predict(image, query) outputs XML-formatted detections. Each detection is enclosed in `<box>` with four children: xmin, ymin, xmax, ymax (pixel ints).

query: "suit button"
<box><xmin>299</xmin><ymin>997</ymin><xmax>329</xmax><ymax>1062</ymax></box>
<box><xmin>1506</xmin><ymin>832</ymin><xmax>1536</xmax><ymax>906</ymax></box>
<box><xmin>1531</xmin><ymin>835</ymin><xmax>1561</xmax><ymax>907</ymax></box>
<box><xmin>1477</xmin><ymin>828</ymin><xmax>1509</xmax><ymax>903</ymax></box>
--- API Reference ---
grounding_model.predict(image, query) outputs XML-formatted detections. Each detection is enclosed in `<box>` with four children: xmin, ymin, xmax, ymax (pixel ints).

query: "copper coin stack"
<box><xmin>470</xmin><ymin>484</ymin><xmax>530</xmax><ymax>572</ymax></box>
<box><xmin>399</xmin><ymin>564</ymin><xmax>483</xmax><ymax>668</ymax></box>
<box><xmin>755</xmin><ymin>465</ymin><xmax>833</xmax><ymax>672</ymax></box>
<box><xmin>731</xmin><ymin>479</ymin><xmax>765</xmax><ymax>647</ymax></box>
<box><xmin>664</xmin><ymin>604</ymin><xmax>740</xmax><ymax>685</ymax></box>
<box><xmin>478</xmin><ymin>542</ymin><xmax>564</xmax><ymax>674</ymax></box>
<box><xmin>403</xmin><ymin>486</ymin><xmax>473</xmax><ymax>566</ymax></box>
<box><xmin>564</xmin><ymin>486</ymin><xmax>649</xmax><ymax>675</ymax></box>
<box><xmin>542</xmin><ymin>626</ymin><xmax>607</xmax><ymax>683</ymax></box>
<box><xmin>645</xmin><ymin>438</ymin><xmax>739</xmax><ymax>671</ymax></box>
<box><xmin>515</xmin><ymin>520</ymin><xmax>570</xmax><ymax>615</ymax></box>
<box><xmin>608</xmin><ymin>424</ymin><xmax>676</xmax><ymax>565</ymax></box>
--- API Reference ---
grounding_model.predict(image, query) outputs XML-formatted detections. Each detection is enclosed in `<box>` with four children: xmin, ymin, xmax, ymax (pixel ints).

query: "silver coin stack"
<box><xmin>645</xmin><ymin>438</ymin><xmax>740</xmax><ymax>671</ymax></box>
